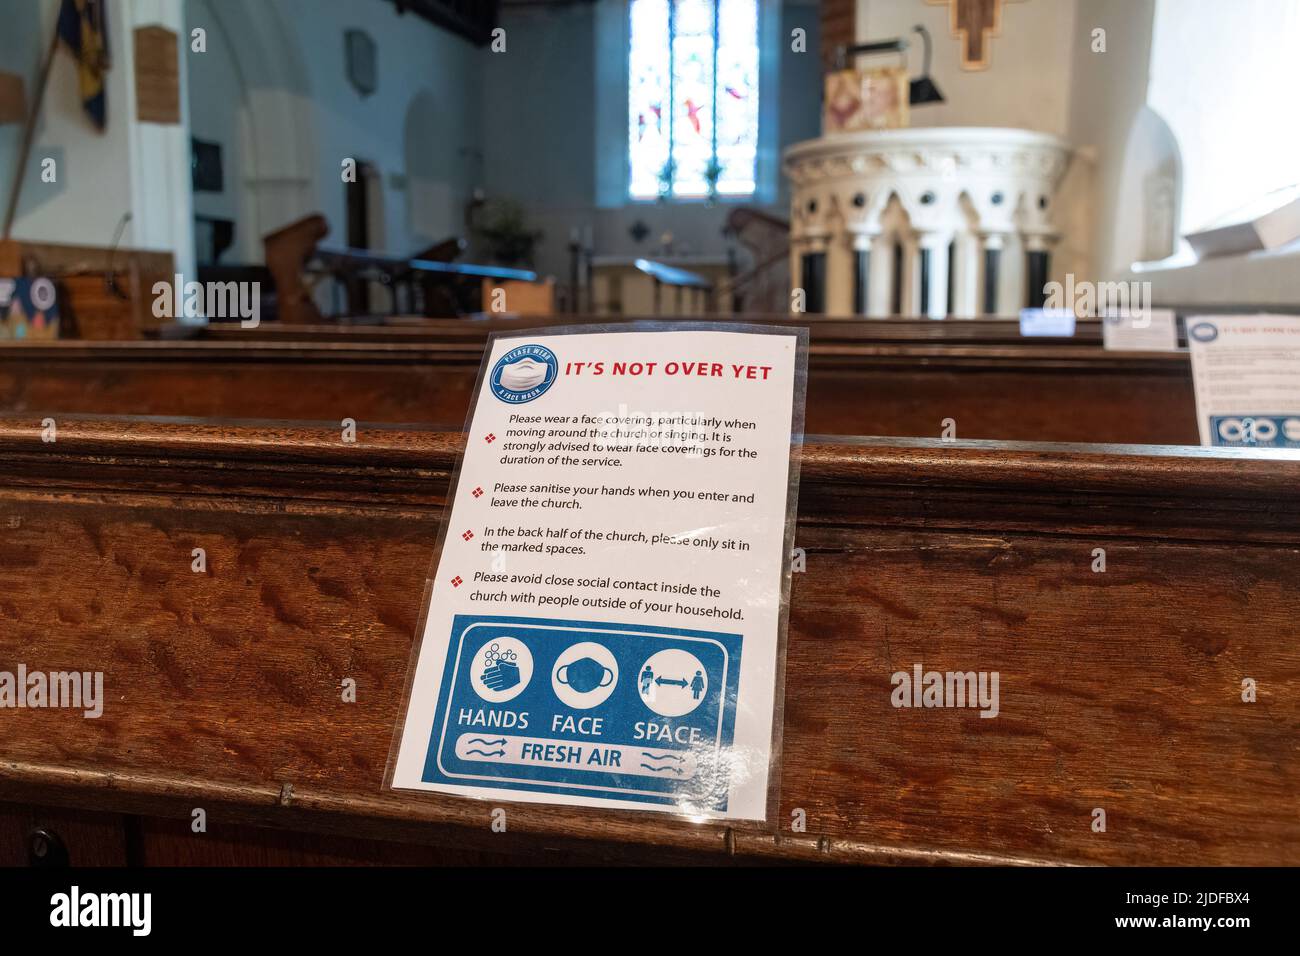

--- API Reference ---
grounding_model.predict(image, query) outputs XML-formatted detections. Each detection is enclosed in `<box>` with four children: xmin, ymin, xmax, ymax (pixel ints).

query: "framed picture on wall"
<box><xmin>824</xmin><ymin>65</ymin><xmax>910</xmax><ymax>133</ymax></box>
<box><xmin>191</xmin><ymin>137</ymin><xmax>224</xmax><ymax>193</ymax></box>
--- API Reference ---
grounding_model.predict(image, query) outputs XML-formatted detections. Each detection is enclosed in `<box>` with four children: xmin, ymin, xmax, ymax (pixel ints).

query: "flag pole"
<box><xmin>2</xmin><ymin>17</ymin><xmax>63</xmax><ymax>242</ymax></box>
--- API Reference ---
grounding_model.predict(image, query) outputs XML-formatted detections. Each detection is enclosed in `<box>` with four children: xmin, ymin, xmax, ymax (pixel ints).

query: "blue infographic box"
<box><xmin>1209</xmin><ymin>415</ymin><xmax>1300</xmax><ymax>448</ymax></box>
<box><xmin>422</xmin><ymin>614</ymin><xmax>743</xmax><ymax>811</ymax></box>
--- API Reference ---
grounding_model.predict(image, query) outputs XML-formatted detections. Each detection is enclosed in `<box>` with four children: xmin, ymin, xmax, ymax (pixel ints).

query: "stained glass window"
<box><xmin>628</xmin><ymin>0</ymin><xmax>759</xmax><ymax>201</ymax></box>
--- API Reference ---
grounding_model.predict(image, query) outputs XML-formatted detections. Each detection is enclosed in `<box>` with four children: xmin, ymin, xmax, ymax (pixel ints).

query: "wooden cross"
<box><xmin>927</xmin><ymin>0</ymin><xmax>1024</xmax><ymax>71</ymax></box>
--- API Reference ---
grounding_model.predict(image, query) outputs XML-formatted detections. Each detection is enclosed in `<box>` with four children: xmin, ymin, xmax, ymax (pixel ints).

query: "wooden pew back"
<box><xmin>0</xmin><ymin>417</ymin><xmax>1295</xmax><ymax>864</ymax></box>
<box><xmin>183</xmin><ymin>314</ymin><xmax>1110</xmax><ymax>347</ymax></box>
<box><xmin>0</xmin><ymin>337</ymin><xmax>1198</xmax><ymax>443</ymax></box>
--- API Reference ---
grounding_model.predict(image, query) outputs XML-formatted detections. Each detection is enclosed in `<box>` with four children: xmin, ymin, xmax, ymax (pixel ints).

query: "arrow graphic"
<box><xmin>641</xmin><ymin>752</ymin><xmax>686</xmax><ymax>763</ymax></box>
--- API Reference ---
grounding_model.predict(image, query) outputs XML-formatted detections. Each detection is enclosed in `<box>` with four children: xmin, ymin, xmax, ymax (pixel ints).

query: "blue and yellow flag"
<box><xmin>57</xmin><ymin>0</ymin><xmax>110</xmax><ymax>131</ymax></box>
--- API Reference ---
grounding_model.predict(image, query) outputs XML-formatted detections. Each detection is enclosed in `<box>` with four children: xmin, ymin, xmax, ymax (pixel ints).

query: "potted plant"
<box><xmin>473</xmin><ymin>199</ymin><xmax>543</xmax><ymax>267</ymax></box>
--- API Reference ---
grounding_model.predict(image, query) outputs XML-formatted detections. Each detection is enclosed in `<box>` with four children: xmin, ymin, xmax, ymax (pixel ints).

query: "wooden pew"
<box><xmin>0</xmin><ymin>238</ymin><xmax>175</xmax><ymax>340</ymax></box>
<box><xmin>0</xmin><ymin>417</ymin><xmax>1295</xmax><ymax>865</ymax></box>
<box><xmin>178</xmin><ymin>315</ymin><xmax>1111</xmax><ymax>347</ymax></box>
<box><xmin>263</xmin><ymin>215</ymin><xmax>329</xmax><ymax>325</ymax></box>
<box><xmin>0</xmin><ymin>337</ymin><xmax>1198</xmax><ymax>444</ymax></box>
<box><xmin>262</xmin><ymin>214</ymin><xmax>544</xmax><ymax>322</ymax></box>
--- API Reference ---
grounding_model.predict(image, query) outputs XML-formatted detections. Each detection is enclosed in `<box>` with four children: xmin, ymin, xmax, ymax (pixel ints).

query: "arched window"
<box><xmin>628</xmin><ymin>0</ymin><xmax>760</xmax><ymax>201</ymax></box>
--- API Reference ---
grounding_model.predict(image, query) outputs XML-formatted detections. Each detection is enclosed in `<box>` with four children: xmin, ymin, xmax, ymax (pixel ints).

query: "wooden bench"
<box><xmin>0</xmin><ymin>337</ymin><xmax>1197</xmax><ymax>443</ymax></box>
<box><xmin>0</xmin><ymin>417</ymin><xmax>1295</xmax><ymax>864</ymax></box>
<box><xmin>178</xmin><ymin>315</ymin><xmax>1112</xmax><ymax>347</ymax></box>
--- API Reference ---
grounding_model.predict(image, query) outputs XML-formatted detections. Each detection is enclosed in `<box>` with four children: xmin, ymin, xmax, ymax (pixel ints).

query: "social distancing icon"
<box><xmin>638</xmin><ymin>648</ymin><xmax>707</xmax><ymax>717</ymax></box>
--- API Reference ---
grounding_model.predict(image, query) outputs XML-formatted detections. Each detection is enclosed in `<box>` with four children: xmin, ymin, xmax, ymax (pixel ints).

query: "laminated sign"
<box><xmin>389</xmin><ymin>325</ymin><xmax>806</xmax><ymax>820</ymax></box>
<box><xmin>1187</xmin><ymin>314</ymin><xmax>1300</xmax><ymax>449</ymax></box>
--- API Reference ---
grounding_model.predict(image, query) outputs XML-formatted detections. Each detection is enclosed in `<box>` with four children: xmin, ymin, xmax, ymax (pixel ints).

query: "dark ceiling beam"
<box><xmin>387</xmin><ymin>0</ymin><xmax>500</xmax><ymax>46</ymax></box>
<box><xmin>501</xmin><ymin>0</ymin><xmax>600</xmax><ymax>7</ymax></box>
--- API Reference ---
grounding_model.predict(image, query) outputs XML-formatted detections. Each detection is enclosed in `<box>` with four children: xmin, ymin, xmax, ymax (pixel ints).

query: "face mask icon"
<box><xmin>555</xmin><ymin>657</ymin><xmax>614</xmax><ymax>694</ymax></box>
<box><xmin>498</xmin><ymin>357</ymin><xmax>549</xmax><ymax>391</ymax></box>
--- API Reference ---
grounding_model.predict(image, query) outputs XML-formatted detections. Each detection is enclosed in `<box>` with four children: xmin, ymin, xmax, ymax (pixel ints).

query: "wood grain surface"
<box><xmin>0</xmin><ymin>417</ymin><xmax>1295</xmax><ymax>865</ymax></box>
<box><xmin>0</xmin><ymin>336</ymin><xmax>1197</xmax><ymax>444</ymax></box>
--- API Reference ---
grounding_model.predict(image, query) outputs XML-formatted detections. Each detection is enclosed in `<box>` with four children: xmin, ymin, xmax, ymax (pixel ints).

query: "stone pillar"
<box><xmin>899</xmin><ymin>232</ymin><xmax>920</xmax><ymax>317</ymax></box>
<box><xmin>917</xmin><ymin>231</ymin><xmax>952</xmax><ymax>320</ymax></box>
<box><xmin>849</xmin><ymin>230</ymin><xmax>876</xmax><ymax>316</ymax></box>
<box><xmin>825</xmin><ymin>229</ymin><xmax>855</xmax><ymax>316</ymax></box>
<box><xmin>949</xmin><ymin>233</ymin><xmax>980</xmax><ymax>318</ymax></box>
<box><xmin>979</xmin><ymin>232</ymin><xmax>1009</xmax><ymax>316</ymax></box>
<box><xmin>798</xmin><ymin>233</ymin><xmax>829</xmax><ymax>314</ymax></box>
<box><xmin>867</xmin><ymin>233</ymin><xmax>894</xmax><ymax>317</ymax></box>
<box><xmin>123</xmin><ymin>0</ymin><xmax>195</xmax><ymax>283</ymax></box>
<box><xmin>1023</xmin><ymin>232</ymin><xmax>1056</xmax><ymax>309</ymax></box>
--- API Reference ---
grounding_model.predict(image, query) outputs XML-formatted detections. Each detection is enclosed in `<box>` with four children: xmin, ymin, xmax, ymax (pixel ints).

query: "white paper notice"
<box><xmin>1101</xmin><ymin>308</ymin><xmax>1180</xmax><ymax>352</ymax></box>
<box><xmin>390</xmin><ymin>327</ymin><xmax>804</xmax><ymax>820</ymax></box>
<box><xmin>1019</xmin><ymin>307</ymin><xmax>1076</xmax><ymax>337</ymax></box>
<box><xmin>1187</xmin><ymin>314</ymin><xmax>1300</xmax><ymax>448</ymax></box>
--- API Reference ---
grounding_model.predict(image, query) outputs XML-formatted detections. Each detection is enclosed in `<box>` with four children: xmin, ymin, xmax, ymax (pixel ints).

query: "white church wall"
<box><xmin>184</xmin><ymin>0</ymin><xmax>485</xmax><ymax>264</ymax></box>
<box><xmin>1075</xmin><ymin>0</ymin><xmax>1300</xmax><ymax>304</ymax></box>
<box><xmin>1065</xmin><ymin>0</ymin><xmax>1157</xmax><ymax>280</ymax></box>
<box><xmin>2</xmin><ymin>0</ymin><xmax>173</xmax><ymax>258</ymax></box>
<box><xmin>186</xmin><ymin>0</ymin><xmax>253</xmax><ymax>261</ymax></box>
<box><xmin>1147</xmin><ymin>0</ymin><xmax>1300</xmax><ymax>242</ymax></box>
<box><xmin>279</xmin><ymin>0</ymin><xmax>485</xmax><ymax>257</ymax></box>
<box><xmin>854</xmin><ymin>0</ymin><xmax>1078</xmax><ymax>139</ymax></box>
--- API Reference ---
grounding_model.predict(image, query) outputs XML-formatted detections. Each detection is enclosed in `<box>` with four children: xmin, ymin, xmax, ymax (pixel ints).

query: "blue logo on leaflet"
<box><xmin>1189</xmin><ymin>321</ymin><xmax>1219</xmax><ymax>343</ymax></box>
<box><xmin>1211</xmin><ymin>415</ymin><xmax>1300</xmax><ymax>448</ymax></box>
<box><xmin>422</xmin><ymin>615</ymin><xmax>743</xmax><ymax>811</ymax></box>
<box><xmin>489</xmin><ymin>344</ymin><xmax>558</xmax><ymax>404</ymax></box>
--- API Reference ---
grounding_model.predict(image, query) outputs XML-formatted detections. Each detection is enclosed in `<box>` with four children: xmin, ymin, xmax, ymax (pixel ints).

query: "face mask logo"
<box><xmin>555</xmin><ymin>657</ymin><xmax>614</xmax><ymax>694</ymax></box>
<box><xmin>498</xmin><ymin>357</ymin><xmax>550</xmax><ymax>391</ymax></box>
<box><xmin>488</xmin><ymin>345</ymin><xmax>558</xmax><ymax>405</ymax></box>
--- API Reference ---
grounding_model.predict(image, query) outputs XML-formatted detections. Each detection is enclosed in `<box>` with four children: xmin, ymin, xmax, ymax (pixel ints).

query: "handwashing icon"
<box><xmin>469</xmin><ymin>635</ymin><xmax>534</xmax><ymax>703</ymax></box>
<box><xmin>481</xmin><ymin>643</ymin><xmax>520</xmax><ymax>691</ymax></box>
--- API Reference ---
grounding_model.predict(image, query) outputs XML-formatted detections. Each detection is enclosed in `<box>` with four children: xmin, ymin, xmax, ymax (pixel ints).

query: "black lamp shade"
<box><xmin>909</xmin><ymin>75</ymin><xmax>944</xmax><ymax>106</ymax></box>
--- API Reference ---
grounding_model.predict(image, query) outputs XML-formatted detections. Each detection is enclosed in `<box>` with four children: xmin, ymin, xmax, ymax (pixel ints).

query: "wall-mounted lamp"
<box><xmin>835</xmin><ymin>25</ymin><xmax>945</xmax><ymax>107</ymax></box>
